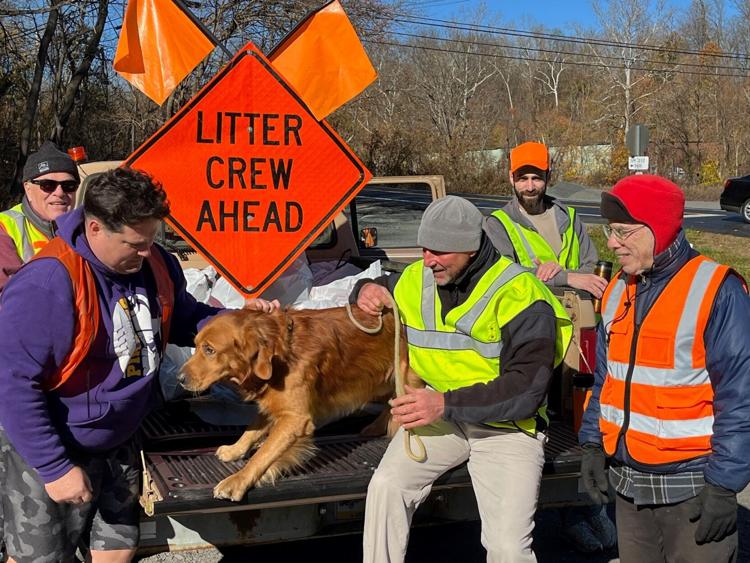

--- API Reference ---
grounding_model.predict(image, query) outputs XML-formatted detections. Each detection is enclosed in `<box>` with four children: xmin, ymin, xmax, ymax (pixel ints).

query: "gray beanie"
<box><xmin>23</xmin><ymin>141</ymin><xmax>79</xmax><ymax>182</ymax></box>
<box><xmin>417</xmin><ymin>195</ymin><xmax>483</xmax><ymax>252</ymax></box>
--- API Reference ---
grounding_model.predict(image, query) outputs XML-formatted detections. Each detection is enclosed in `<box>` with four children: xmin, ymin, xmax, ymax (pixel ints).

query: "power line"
<box><xmin>365</xmin><ymin>37</ymin><xmax>750</xmax><ymax>79</ymax></box>
<box><xmin>376</xmin><ymin>29</ymin><xmax>750</xmax><ymax>74</ymax></box>
<box><xmin>382</xmin><ymin>12</ymin><xmax>750</xmax><ymax>63</ymax></box>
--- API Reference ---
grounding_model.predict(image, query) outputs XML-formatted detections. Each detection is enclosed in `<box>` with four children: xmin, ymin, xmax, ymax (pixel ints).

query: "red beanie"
<box><xmin>600</xmin><ymin>175</ymin><xmax>684</xmax><ymax>255</ymax></box>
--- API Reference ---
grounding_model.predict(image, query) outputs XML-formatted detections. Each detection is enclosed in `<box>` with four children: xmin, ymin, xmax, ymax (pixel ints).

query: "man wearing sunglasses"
<box><xmin>579</xmin><ymin>174</ymin><xmax>750</xmax><ymax>562</ymax></box>
<box><xmin>0</xmin><ymin>141</ymin><xmax>79</xmax><ymax>291</ymax></box>
<box><xmin>485</xmin><ymin>141</ymin><xmax>608</xmax><ymax>300</ymax></box>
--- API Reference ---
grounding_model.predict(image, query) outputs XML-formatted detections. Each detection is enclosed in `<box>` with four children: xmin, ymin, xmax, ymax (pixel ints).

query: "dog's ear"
<box><xmin>253</xmin><ymin>345</ymin><xmax>275</xmax><ymax>380</ymax></box>
<box><xmin>242</xmin><ymin>311</ymin><xmax>283</xmax><ymax>381</ymax></box>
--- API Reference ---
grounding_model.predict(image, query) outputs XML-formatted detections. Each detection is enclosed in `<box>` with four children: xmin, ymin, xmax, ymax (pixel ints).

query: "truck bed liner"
<box><xmin>143</xmin><ymin>404</ymin><xmax>583</xmax><ymax>515</ymax></box>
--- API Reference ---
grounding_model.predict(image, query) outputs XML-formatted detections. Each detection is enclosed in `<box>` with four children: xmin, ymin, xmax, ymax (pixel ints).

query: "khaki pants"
<box><xmin>362</xmin><ymin>420</ymin><xmax>546</xmax><ymax>563</ymax></box>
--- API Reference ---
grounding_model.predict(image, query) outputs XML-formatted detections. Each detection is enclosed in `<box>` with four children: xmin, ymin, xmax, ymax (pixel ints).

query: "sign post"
<box><xmin>626</xmin><ymin>124</ymin><xmax>650</xmax><ymax>174</ymax></box>
<box><xmin>126</xmin><ymin>42</ymin><xmax>372</xmax><ymax>296</ymax></box>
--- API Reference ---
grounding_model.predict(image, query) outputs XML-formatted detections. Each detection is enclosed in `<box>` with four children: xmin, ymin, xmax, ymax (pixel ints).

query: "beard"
<box><xmin>513</xmin><ymin>185</ymin><xmax>546</xmax><ymax>214</ymax></box>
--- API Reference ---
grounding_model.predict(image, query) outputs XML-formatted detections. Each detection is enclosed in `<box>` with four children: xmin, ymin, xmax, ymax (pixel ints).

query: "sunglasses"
<box><xmin>28</xmin><ymin>179</ymin><xmax>79</xmax><ymax>193</ymax></box>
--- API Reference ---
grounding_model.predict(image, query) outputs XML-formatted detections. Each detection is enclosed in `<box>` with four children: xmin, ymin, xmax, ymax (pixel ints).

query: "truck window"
<box><xmin>352</xmin><ymin>181</ymin><xmax>433</xmax><ymax>250</ymax></box>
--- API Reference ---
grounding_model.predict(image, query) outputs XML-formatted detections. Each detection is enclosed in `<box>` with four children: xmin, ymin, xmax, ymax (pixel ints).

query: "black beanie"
<box><xmin>22</xmin><ymin>141</ymin><xmax>79</xmax><ymax>182</ymax></box>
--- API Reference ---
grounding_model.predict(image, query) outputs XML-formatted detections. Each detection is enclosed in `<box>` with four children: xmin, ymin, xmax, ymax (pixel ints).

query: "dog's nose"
<box><xmin>177</xmin><ymin>372</ymin><xmax>186</xmax><ymax>386</ymax></box>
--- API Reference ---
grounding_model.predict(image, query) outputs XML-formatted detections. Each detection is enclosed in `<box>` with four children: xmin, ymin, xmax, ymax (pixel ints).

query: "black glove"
<box><xmin>580</xmin><ymin>444</ymin><xmax>609</xmax><ymax>505</ymax></box>
<box><xmin>688</xmin><ymin>483</ymin><xmax>737</xmax><ymax>544</ymax></box>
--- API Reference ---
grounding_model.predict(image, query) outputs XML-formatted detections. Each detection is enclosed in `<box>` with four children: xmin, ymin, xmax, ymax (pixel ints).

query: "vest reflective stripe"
<box><xmin>491</xmin><ymin>207</ymin><xmax>580</xmax><ymax>269</ymax></box>
<box><xmin>597</xmin><ymin>256</ymin><xmax>735</xmax><ymax>465</ymax></box>
<box><xmin>0</xmin><ymin>204</ymin><xmax>49</xmax><ymax>262</ymax></box>
<box><xmin>600</xmin><ymin>404</ymin><xmax>714</xmax><ymax>439</ymax></box>
<box><xmin>394</xmin><ymin>257</ymin><xmax>572</xmax><ymax>433</ymax></box>
<box><xmin>453</xmin><ymin>263</ymin><xmax>525</xmax><ymax>334</ymax></box>
<box><xmin>607</xmin><ymin>360</ymin><xmax>707</xmax><ymax>387</ymax></box>
<box><xmin>31</xmin><ymin>238</ymin><xmax>175</xmax><ymax>392</ymax></box>
<box><xmin>405</xmin><ymin>326</ymin><xmax>503</xmax><ymax>358</ymax></box>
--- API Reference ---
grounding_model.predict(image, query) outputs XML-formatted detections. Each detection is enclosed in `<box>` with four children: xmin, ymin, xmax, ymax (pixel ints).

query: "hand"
<box><xmin>689</xmin><ymin>483</ymin><xmax>737</xmax><ymax>543</ymax></box>
<box><xmin>390</xmin><ymin>385</ymin><xmax>444</xmax><ymax>429</ymax></box>
<box><xmin>44</xmin><ymin>466</ymin><xmax>93</xmax><ymax>505</ymax></box>
<box><xmin>534</xmin><ymin>259</ymin><xmax>562</xmax><ymax>282</ymax></box>
<box><xmin>567</xmin><ymin>273</ymin><xmax>609</xmax><ymax>298</ymax></box>
<box><xmin>244</xmin><ymin>298</ymin><xmax>280</xmax><ymax>313</ymax></box>
<box><xmin>356</xmin><ymin>283</ymin><xmax>392</xmax><ymax>317</ymax></box>
<box><xmin>580</xmin><ymin>444</ymin><xmax>609</xmax><ymax>505</ymax></box>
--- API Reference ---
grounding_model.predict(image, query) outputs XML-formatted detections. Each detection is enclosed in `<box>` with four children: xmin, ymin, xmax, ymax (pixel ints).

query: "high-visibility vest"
<box><xmin>598</xmin><ymin>255</ymin><xmax>742</xmax><ymax>465</ymax></box>
<box><xmin>31</xmin><ymin>237</ymin><xmax>175</xmax><ymax>392</ymax></box>
<box><xmin>0</xmin><ymin>203</ymin><xmax>49</xmax><ymax>261</ymax></box>
<box><xmin>491</xmin><ymin>207</ymin><xmax>580</xmax><ymax>269</ymax></box>
<box><xmin>394</xmin><ymin>256</ymin><xmax>572</xmax><ymax>433</ymax></box>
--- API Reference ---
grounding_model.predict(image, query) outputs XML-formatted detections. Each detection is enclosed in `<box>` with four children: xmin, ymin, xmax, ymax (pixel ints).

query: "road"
<box><xmin>356</xmin><ymin>183</ymin><xmax>750</xmax><ymax>237</ymax></box>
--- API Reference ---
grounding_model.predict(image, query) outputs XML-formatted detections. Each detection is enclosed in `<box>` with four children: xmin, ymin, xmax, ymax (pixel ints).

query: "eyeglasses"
<box><xmin>602</xmin><ymin>224</ymin><xmax>646</xmax><ymax>243</ymax></box>
<box><xmin>28</xmin><ymin>179</ymin><xmax>78</xmax><ymax>193</ymax></box>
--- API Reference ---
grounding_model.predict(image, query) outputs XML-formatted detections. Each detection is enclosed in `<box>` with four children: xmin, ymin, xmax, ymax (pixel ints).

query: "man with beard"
<box><xmin>486</xmin><ymin>141</ymin><xmax>616</xmax><ymax>552</ymax></box>
<box><xmin>350</xmin><ymin>196</ymin><xmax>572</xmax><ymax>562</ymax></box>
<box><xmin>485</xmin><ymin>141</ymin><xmax>607</xmax><ymax>300</ymax></box>
<box><xmin>0</xmin><ymin>142</ymin><xmax>80</xmax><ymax>291</ymax></box>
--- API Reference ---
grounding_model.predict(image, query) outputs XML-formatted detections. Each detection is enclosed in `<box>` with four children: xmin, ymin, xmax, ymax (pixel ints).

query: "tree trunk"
<box><xmin>51</xmin><ymin>0</ymin><xmax>109</xmax><ymax>146</ymax></box>
<box><xmin>12</xmin><ymin>0</ymin><xmax>61</xmax><ymax>195</ymax></box>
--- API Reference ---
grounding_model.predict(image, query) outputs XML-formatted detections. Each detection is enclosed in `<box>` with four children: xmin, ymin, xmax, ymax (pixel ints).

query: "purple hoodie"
<box><xmin>0</xmin><ymin>208</ymin><xmax>221</xmax><ymax>482</ymax></box>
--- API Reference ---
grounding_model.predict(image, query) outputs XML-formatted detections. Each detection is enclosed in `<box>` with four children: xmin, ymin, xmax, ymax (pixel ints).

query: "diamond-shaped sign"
<box><xmin>126</xmin><ymin>42</ymin><xmax>371</xmax><ymax>296</ymax></box>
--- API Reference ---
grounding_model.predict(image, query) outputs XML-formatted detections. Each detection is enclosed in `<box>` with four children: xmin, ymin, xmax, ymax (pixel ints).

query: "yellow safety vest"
<box><xmin>491</xmin><ymin>207</ymin><xmax>580</xmax><ymax>269</ymax></box>
<box><xmin>394</xmin><ymin>256</ymin><xmax>573</xmax><ymax>433</ymax></box>
<box><xmin>0</xmin><ymin>203</ymin><xmax>49</xmax><ymax>262</ymax></box>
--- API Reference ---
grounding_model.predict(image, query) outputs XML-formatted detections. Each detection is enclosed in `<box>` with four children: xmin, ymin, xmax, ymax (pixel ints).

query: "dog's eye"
<box><xmin>202</xmin><ymin>344</ymin><xmax>216</xmax><ymax>356</ymax></box>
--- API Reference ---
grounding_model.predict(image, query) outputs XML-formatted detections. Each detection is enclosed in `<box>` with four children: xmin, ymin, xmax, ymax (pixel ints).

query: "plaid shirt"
<box><xmin>609</xmin><ymin>463</ymin><xmax>705</xmax><ymax>505</ymax></box>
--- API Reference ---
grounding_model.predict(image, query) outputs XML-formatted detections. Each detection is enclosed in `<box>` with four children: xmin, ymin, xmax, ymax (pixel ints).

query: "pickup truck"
<box><xmin>72</xmin><ymin>165</ymin><xmax>598</xmax><ymax>554</ymax></box>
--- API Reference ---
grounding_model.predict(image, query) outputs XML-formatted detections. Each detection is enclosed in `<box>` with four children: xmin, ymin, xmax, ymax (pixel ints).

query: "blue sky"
<box><xmin>405</xmin><ymin>0</ymin><xmax>714</xmax><ymax>32</ymax></box>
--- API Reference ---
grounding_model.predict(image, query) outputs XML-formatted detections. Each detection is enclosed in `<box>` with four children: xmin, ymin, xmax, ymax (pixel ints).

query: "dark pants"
<box><xmin>616</xmin><ymin>492</ymin><xmax>737</xmax><ymax>563</ymax></box>
<box><xmin>0</xmin><ymin>428</ymin><xmax>141</xmax><ymax>563</ymax></box>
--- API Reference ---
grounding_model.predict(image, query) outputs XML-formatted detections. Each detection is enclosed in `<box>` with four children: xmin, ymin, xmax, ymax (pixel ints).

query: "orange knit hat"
<box><xmin>509</xmin><ymin>142</ymin><xmax>549</xmax><ymax>173</ymax></box>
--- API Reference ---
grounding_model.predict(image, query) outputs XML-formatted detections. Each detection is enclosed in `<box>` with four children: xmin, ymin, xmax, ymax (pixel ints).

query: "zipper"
<box><xmin>618</xmin><ymin>322</ymin><xmax>640</xmax><ymax>441</ymax></box>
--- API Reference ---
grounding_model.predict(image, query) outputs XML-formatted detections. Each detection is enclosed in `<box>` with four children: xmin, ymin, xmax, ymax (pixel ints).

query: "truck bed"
<box><xmin>142</xmin><ymin>401</ymin><xmax>587</xmax><ymax>516</ymax></box>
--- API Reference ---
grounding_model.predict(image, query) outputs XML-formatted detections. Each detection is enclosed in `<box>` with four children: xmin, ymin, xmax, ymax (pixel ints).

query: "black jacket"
<box><xmin>349</xmin><ymin>234</ymin><xmax>558</xmax><ymax>426</ymax></box>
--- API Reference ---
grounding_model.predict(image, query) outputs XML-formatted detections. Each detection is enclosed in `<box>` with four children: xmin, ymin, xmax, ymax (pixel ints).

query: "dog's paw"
<box><xmin>213</xmin><ymin>473</ymin><xmax>254</xmax><ymax>502</ymax></box>
<box><xmin>215</xmin><ymin>444</ymin><xmax>245</xmax><ymax>462</ymax></box>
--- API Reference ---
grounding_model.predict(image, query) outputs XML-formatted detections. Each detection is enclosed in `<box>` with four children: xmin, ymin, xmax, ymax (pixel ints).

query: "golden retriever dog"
<box><xmin>179</xmin><ymin>305</ymin><xmax>419</xmax><ymax>502</ymax></box>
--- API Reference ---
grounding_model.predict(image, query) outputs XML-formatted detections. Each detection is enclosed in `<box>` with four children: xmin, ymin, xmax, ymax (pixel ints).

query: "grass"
<box><xmin>586</xmin><ymin>226</ymin><xmax>750</xmax><ymax>281</ymax></box>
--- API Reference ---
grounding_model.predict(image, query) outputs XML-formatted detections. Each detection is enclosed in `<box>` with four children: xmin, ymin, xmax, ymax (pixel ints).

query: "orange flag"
<box><xmin>114</xmin><ymin>0</ymin><xmax>215</xmax><ymax>105</ymax></box>
<box><xmin>269</xmin><ymin>0</ymin><xmax>377</xmax><ymax>120</ymax></box>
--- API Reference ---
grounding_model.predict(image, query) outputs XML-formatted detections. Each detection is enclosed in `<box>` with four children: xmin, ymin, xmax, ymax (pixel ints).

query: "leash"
<box><xmin>346</xmin><ymin>297</ymin><xmax>426</xmax><ymax>462</ymax></box>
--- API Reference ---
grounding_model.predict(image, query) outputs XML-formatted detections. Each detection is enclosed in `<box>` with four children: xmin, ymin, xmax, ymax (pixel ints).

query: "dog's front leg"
<box><xmin>216</xmin><ymin>415</ymin><xmax>271</xmax><ymax>462</ymax></box>
<box><xmin>214</xmin><ymin>414</ymin><xmax>314</xmax><ymax>502</ymax></box>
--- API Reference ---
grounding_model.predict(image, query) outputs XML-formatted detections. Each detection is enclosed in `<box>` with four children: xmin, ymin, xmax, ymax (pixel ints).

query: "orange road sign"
<box><xmin>126</xmin><ymin>42</ymin><xmax>372</xmax><ymax>296</ymax></box>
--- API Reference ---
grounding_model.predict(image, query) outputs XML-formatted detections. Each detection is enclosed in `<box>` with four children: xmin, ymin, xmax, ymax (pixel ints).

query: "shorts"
<box><xmin>0</xmin><ymin>427</ymin><xmax>141</xmax><ymax>563</ymax></box>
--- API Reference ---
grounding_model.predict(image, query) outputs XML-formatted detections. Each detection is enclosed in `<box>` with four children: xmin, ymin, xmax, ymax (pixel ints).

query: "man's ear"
<box><xmin>86</xmin><ymin>216</ymin><xmax>104</xmax><ymax>239</ymax></box>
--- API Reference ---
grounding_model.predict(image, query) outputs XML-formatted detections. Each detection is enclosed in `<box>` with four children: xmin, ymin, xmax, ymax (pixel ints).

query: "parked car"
<box><xmin>720</xmin><ymin>174</ymin><xmax>750</xmax><ymax>222</ymax></box>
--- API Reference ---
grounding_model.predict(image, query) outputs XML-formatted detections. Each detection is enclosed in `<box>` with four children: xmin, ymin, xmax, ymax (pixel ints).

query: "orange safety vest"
<box><xmin>31</xmin><ymin>237</ymin><xmax>175</xmax><ymax>391</ymax></box>
<box><xmin>598</xmin><ymin>255</ymin><xmax>739</xmax><ymax>465</ymax></box>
